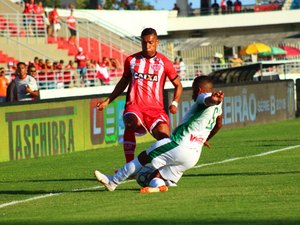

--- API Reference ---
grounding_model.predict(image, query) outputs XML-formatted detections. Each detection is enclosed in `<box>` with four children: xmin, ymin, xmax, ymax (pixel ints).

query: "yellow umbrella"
<box><xmin>240</xmin><ymin>43</ymin><xmax>271</xmax><ymax>55</ymax></box>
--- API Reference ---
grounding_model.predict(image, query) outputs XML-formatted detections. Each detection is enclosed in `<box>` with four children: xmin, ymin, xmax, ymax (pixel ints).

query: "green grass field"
<box><xmin>0</xmin><ymin>119</ymin><xmax>300</xmax><ymax>225</ymax></box>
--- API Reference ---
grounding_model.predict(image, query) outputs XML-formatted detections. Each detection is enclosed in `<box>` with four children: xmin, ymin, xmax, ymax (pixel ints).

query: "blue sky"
<box><xmin>146</xmin><ymin>0</ymin><xmax>256</xmax><ymax>10</ymax></box>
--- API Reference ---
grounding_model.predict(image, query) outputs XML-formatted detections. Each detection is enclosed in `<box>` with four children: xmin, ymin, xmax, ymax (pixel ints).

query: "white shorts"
<box><xmin>146</xmin><ymin>138</ymin><xmax>202</xmax><ymax>183</ymax></box>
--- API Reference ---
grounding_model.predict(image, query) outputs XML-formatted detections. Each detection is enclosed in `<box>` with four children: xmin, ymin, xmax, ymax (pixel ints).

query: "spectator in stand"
<box><xmin>86</xmin><ymin>60</ymin><xmax>97</xmax><ymax>86</ymax></box>
<box><xmin>23</xmin><ymin>0</ymin><xmax>35</xmax><ymax>36</ymax></box>
<box><xmin>66</xmin><ymin>10</ymin><xmax>77</xmax><ymax>45</ymax></box>
<box><xmin>234</xmin><ymin>0</ymin><xmax>242</xmax><ymax>12</ymax></box>
<box><xmin>121</xmin><ymin>0</ymin><xmax>130</xmax><ymax>9</ymax></box>
<box><xmin>68</xmin><ymin>3</ymin><xmax>75</xmax><ymax>11</ymax></box>
<box><xmin>230</xmin><ymin>53</ymin><xmax>243</xmax><ymax>67</ymax></box>
<box><xmin>173</xmin><ymin>57</ymin><xmax>180</xmax><ymax>75</ymax></box>
<box><xmin>109</xmin><ymin>58</ymin><xmax>121</xmax><ymax>77</ymax></box>
<box><xmin>63</xmin><ymin>60</ymin><xmax>75</xmax><ymax>88</ymax></box>
<box><xmin>38</xmin><ymin>58</ymin><xmax>45</xmax><ymax>71</ymax></box>
<box><xmin>179</xmin><ymin>58</ymin><xmax>186</xmax><ymax>79</ymax></box>
<box><xmin>48</xmin><ymin>6</ymin><xmax>60</xmax><ymax>37</ymax></box>
<box><xmin>173</xmin><ymin>3</ymin><xmax>180</xmax><ymax>15</ymax></box>
<box><xmin>96</xmin><ymin>57</ymin><xmax>111</xmax><ymax>85</ymax></box>
<box><xmin>6</xmin><ymin>62</ymin><xmax>39</xmax><ymax>102</ymax></box>
<box><xmin>7</xmin><ymin>62</ymin><xmax>16</xmax><ymax>74</ymax></box>
<box><xmin>45</xmin><ymin>59</ymin><xmax>53</xmax><ymax>71</ymax></box>
<box><xmin>211</xmin><ymin>0</ymin><xmax>220</xmax><ymax>14</ymax></box>
<box><xmin>75</xmin><ymin>47</ymin><xmax>88</xmax><ymax>86</ymax></box>
<box><xmin>221</xmin><ymin>0</ymin><xmax>226</xmax><ymax>14</ymax></box>
<box><xmin>33</xmin><ymin>1</ymin><xmax>44</xmax><ymax>36</ymax></box>
<box><xmin>0</xmin><ymin>67</ymin><xmax>9</xmax><ymax>103</ymax></box>
<box><xmin>27</xmin><ymin>65</ymin><xmax>37</xmax><ymax>79</ymax></box>
<box><xmin>33</xmin><ymin>56</ymin><xmax>41</xmax><ymax>70</ymax></box>
<box><xmin>52</xmin><ymin>61</ymin><xmax>58</xmax><ymax>70</ymax></box>
<box><xmin>173</xmin><ymin>3</ymin><xmax>180</xmax><ymax>16</ymax></box>
<box><xmin>56</xmin><ymin>59</ymin><xmax>65</xmax><ymax>70</ymax></box>
<box><xmin>65</xmin><ymin>60</ymin><xmax>76</xmax><ymax>70</ymax></box>
<box><xmin>212</xmin><ymin>52</ymin><xmax>226</xmax><ymax>71</ymax></box>
<box><xmin>43</xmin><ymin>11</ymin><xmax>51</xmax><ymax>36</ymax></box>
<box><xmin>188</xmin><ymin>2</ymin><xmax>195</xmax><ymax>16</ymax></box>
<box><xmin>226</xmin><ymin>0</ymin><xmax>233</xmax><ymax>13</ymax></box>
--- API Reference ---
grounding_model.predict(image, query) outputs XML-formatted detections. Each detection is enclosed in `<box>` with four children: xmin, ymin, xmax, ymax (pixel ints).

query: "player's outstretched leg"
<box><xmin>94</xmin><ymin>170</ymin><xmax>117</xmax><ymax>191</ymax></box>
<box><xmin>95</xmin><ymin>157</ymin><xmax>143</xmax><ymax>191</ymax></box>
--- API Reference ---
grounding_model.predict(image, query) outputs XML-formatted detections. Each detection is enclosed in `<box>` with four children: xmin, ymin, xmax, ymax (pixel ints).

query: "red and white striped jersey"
<box><xmin>67</xmin><ymin>15</ymin><xmax>76</xmax><ymax>30</ymax></box>
<box><xmin>123</xmin><ymin>52</ymin><xmax>178</xmax><ymax>109</ymax></box>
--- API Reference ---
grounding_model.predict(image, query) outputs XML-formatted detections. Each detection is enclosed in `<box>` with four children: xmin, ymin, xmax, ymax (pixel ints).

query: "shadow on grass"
<box><xmin>184</xmin><ymin>170</ymin><xmax>300</xmax><ymax>177</ymax></box>
<box><xmin>1</xmin><ymin>219</ymin><xmax>300</xmax><ymax>225</ymax></box>
<box><xmin>245</xmin><ymin>139</ymin><xmax>300</xmax><ymax>147</ymax></box>
<box><xmin>0</xmin><ymin>178</ymin><xmax>96</xmax><ymax>184</ymax></box>
<box><xmin>0</xmin><ymin>186</ymin><xmax>140</xmax><ymax>195</ymax></box>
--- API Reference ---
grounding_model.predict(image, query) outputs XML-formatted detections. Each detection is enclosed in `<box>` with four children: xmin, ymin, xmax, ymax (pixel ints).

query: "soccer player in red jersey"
<box><xmin>97</xmin><ymin>28</ymin><xmax>183</xmax><ymax>163</ymax></box>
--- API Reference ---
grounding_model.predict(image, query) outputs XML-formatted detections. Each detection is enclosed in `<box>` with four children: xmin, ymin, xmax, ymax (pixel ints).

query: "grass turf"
<box><xmin>0</xmin><ymin>119</ymin><xmax>299</xmax><ymax>225</ymax></box>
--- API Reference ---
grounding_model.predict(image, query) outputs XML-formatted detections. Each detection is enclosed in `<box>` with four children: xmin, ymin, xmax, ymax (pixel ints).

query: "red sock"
<box><xmin>123</xmin><ymin>129</ymin><xmax>136</xmax><ymax>163</ymax></box>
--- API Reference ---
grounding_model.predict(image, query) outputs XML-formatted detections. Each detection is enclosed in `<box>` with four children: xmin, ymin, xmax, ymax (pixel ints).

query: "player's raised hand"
<box><xmin>97</xmin><ymin>98</ymin><xmax>109</xmax><ymax>111</ymax></box>
<box><xmin>211</xmin><ymin>91</ymin><xmax>224</xmax><ymax>105</ymax></box>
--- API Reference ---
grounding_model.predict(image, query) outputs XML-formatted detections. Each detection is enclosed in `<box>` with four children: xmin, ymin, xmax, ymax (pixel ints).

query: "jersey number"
<box><xmin>206</xmin><ymin>108</ymin><xmax>219</xmax><ymax>130</ymax></box>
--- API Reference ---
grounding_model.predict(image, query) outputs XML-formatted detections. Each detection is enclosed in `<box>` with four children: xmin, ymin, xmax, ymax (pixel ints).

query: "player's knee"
<box><xmin>137</xmin><ymin>151</ymin><xmax>150</xmax><ymax>165</ymax></box>
<box><xmin>152</xmin><ymin>123</ymin><xmax>170</xmax><ymax>140</ymax></box>
<box><xmin>124</xmin><ymin>114</ymin><xmax>139</xmax><ymax>130</ymax></box>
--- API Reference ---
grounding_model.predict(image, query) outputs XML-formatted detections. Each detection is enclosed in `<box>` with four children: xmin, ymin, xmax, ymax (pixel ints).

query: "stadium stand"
<box><xmin>1</xmin><ymin>0</ymin><xmax>300</xmax><ymax>94</ymax></box>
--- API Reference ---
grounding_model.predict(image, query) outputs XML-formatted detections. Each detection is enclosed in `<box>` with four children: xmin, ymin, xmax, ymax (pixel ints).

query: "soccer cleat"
<box><xmin>140</xmin><ymin>185</ymin><xmax>168</xmax><ymax>193</ymax></box>
<box><xmin>94</xmin><ymin>170</ymin><xmax>116</xmax><ymax>192</ymax></box>
<box><xmin>165</xmin><ymin>180</ymin><xmax>177</xmax><ymax>187</ymax></box>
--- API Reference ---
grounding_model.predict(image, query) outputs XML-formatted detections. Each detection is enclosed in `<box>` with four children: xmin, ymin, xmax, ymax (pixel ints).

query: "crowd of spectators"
<box><xmin>0</xmin><ymin>53</ymin><xmax>123</xmax><ymax>103</ymax></box>
<box><xmin>96</xmin><ymin>0</ymin><xmax>154</xmax><ymax>10</ymax></box>
<box><xmin>22</xmin><ymin>0</ymin><xmax>47</xmax><ymax>36</ymax></box>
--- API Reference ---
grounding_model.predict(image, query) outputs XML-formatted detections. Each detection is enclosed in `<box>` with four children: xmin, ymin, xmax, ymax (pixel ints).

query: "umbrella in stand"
<box><xmin>240</xmin><ymin>43</ymin><xmax>271</xmax><ymax>55</ymax></box>
<box><xmin>280</xmin><ymin>45</ymin><xmax>300</xmax><ymax>57</ymax></box>
<box><xmin>259</xmin><ymin>47</ymin><xmax>286</xmax><ymax>57</ymax></box>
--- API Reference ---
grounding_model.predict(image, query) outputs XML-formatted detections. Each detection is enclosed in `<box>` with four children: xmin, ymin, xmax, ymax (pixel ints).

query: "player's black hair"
<box><xmin>192</xmin><ymin>76</ymin><xmax>212</xmax><ymax>102</ymax></box>
<box><xmin>141</xmin><ymin>28</ymin><xmax>157</xmax><ymax>37</ymax></box>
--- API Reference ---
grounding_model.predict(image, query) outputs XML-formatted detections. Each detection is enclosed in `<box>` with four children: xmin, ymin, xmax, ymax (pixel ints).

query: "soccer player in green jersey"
<box><xmin>95</xmin><ymin>76</ymin><xmax>224</xmax><ymax>192</ymax></box>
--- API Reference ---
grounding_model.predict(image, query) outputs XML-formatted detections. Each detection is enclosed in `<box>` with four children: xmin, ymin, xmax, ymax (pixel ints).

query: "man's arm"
<box><xmin>25</xmin><ymin>85</ymin><xmax>39</xmax><ymax>99</ymax></box>
<box><xmin>169</xmin><ymin>76</ymin><xmax>183</xmax><ymax>114</ymax></box>
<box><xmin>97</xmin><ymin>76</ymin><xmax>130</xmax><ymax>111</ymax></box>
<box><xmin>204</xmin><ymin>114</ymin><xmax>223</xmax><ymax>148</ymax></box>
<box><xmin>205</xmin><ymin>91</ymin><xmax>224</xmax><ymax>106</ymax></box>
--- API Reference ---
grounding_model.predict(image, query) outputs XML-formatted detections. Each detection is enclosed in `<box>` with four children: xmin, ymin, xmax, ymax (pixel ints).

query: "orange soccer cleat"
<box><xmin>140</xmin><ymin>185</ymin><xmax>168</xmax><ymax>193</ymax></box>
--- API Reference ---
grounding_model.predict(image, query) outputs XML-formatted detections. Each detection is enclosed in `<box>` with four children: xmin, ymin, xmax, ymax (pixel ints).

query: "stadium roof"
<box><xmin>208</xmin><ymin>62</ymin><xmax>285</xmax><ymax>84</ymax></box>
<box><xmin>173</xmin><ymin>31</ymin><xmax>300</xmax><ymax>49</ymax></box>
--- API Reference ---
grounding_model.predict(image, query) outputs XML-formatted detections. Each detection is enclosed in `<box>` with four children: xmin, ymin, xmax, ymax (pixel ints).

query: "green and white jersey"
<box><xmin>171</xmin><ymin>93</ymin><xmax>222</xmax><ymax>149</ymax></box>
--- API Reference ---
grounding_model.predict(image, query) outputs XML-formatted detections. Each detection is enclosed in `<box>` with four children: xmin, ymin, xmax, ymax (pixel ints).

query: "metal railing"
<box><xmin>3</xmin><ymin>60</ymin><xmax>300</xmax><ymax>91</ymax></box>
<box><xmin>0</xmin><ymin>13</ymin><xmax>47</xmax><ymax>38</ymax></box>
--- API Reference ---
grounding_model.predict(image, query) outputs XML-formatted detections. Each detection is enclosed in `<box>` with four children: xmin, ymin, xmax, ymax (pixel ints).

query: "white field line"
<box><xmin>194</xmin><ymin>144</ymin><xmax>300</xmax><ymax>169</ymax></box>
<box><xmin>1</xmin><ymin>144</ymin><xmax>300</xmax><ymax>209</ymax></box>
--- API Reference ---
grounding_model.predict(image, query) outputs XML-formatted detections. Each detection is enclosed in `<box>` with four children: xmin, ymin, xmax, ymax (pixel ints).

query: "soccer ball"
<box><xmin>136</xmin><ymin>165</ymin><xmax>155</xmax><ymax>187</ymax></box>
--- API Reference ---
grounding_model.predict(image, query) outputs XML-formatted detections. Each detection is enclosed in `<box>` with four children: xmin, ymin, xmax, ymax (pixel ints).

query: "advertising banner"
<box><xmin>167</xmin><ymin>80</ymin><xmax>295</xmax><ymax>129</ymax></box>
<box><xmin>0</xmin><ymin>96</ymin><xmax>154</xmax><ymax>162</ymax></box>
<box><xmin>0</xmin><ymin>80</ymin><xmax>295</xmax><ymax>162</ymax></box>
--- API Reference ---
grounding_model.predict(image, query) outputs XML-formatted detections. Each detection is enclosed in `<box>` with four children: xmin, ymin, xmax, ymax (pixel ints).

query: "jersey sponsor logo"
<box><xmin>190</xmin><ymin>134</ymin><xmax>205</xmax><ymax>144</ymax></box>
<box><xmin>151</xmin><ymin>64</ymin><xmax>162</xmax><ymax>71</ymax></box>
<box><xmin>134</xmin><ymin>72</ymin><xmax>158</xmax><ymax>82</ymax></box>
